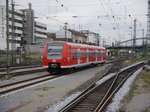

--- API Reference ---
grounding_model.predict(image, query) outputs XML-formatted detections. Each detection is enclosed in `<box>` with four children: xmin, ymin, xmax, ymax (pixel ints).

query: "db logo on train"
<box><xmin>53</xmin><ymin>59</ymin><xmax>56</xmax><ymax>62</ymax></box>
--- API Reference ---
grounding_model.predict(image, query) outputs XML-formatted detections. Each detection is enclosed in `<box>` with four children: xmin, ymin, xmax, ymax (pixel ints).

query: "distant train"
<box><xmin>42</xmin><ymin>41</ymin><xmax>107</xmax><ymax>74</ymax></box>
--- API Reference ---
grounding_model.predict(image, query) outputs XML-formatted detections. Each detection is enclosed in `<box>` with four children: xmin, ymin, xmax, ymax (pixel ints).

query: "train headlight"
<box><xmin>62</xmin><ymin>58</ymin><xmax>67</xmax><ymax>61</ymax></box>
<box><xmin>43</xmin><ymin>59</ymin><xmax>47</xmax><ymax>62</ymax></box>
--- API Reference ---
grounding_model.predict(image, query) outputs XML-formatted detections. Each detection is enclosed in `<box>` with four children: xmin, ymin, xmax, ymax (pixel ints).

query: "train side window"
<box><xmin>91</xmin><ymin>51</ymin><xmax>95</xmax><ymax>58</ymax></box>
<box><xmin>92</xmin><ymin>51</ymin><xmax>94</xmax><ymax>58</ymax></box>
<box><xmin>99</xmin><ymin>52</ymin><xmax>101</xmax><ymax>58</ymax></box>
<box><xmin>87</xmin><ymin>51</ymin><xmax>89</xmax><ymax>58</ymax></box>
<box><xmin>72</xmin><ymin>51</ymin><xmax>77</xmax><ymax>59</ymax></box>
<box><xmin>102</xmin><ymin>52</ymin><xmax>104</xmax><ymax>57</ymax></box>
<box><xmin>77</xmin><ymin>51</ymin><xmax>81</xmax><ymax>59</ymax></box>
<box><xmin>69</xmin><ymin>47</ymin><xmax>71</xmax><ymax>55</ymax></box>
<box><xmin>85</xmin><ymin>51</ymin><xmax>88</xmax><ymax>58</ymax></box>
<box><xmin>91</xmin><ymin>51</ymin><xmax>93</xmax><ymax>58</ymax></box>
<box><xmin>81</xmin><ymin>50</ymin><xmax>85</xmax><ymax>58</ymax></box>
<box><xmin>93</xmin><ymin>51</ymin><xmax>96</xmax><ymax>58</ymax></box>
<box><xmin>98</xmin><ymin>51</ymin><xmax>100</xmax><ymax>57</ymax></box>
<box><xmin>100</xmin><ymin>52</ymin><xmax>102</xmax><ymax>58</ymax></box>
<box><xmin>89</xmin><ymin>52</ymin><xmax>91</xmax><ymax>58</ymax></box>
<box><xmin>89</xmin><ymin>51</ymin><xmax>92</xmax><ymax>58</ymax></box>
<box><xmin>96</xmin><ymin>51</ymin><xmax>98</xmax><ymax>58</ymax></box>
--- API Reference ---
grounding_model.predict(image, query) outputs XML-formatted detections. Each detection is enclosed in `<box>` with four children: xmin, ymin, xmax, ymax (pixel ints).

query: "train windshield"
<box><xmin>47</xmin><ymin>45</ymin><xmax>63</xmax><ymax>59</ymax></box>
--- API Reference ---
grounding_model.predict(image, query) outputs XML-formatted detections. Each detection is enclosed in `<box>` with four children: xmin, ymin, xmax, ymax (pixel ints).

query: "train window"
<box><xmin>93</xmin><ymin>51</ymin><xmax>96</xmax><ymax>58</ymax></box>
<box><xmin>72</xmin><ymin>51</ymin><xmax>77</xmax><ymax>59</ymax></box>
<box><xmin>86</xmin><ymin>51</ymin><xmax>88</xmax><ymax>58</ymax></box>
<box><xmin>96</xmin><ymin>52</ymin><xmax>98</xmax><ymax>57</ymax></box>
<box><xmin>47</xmin><ymin>45</ymin><xmax>63</xmax><ymax>59</ymax></box>
<box><xmin>99</xmin><ymin>52</ymin><xmax>102</xmax><ymax>57</ymax></box>
<box><xmin>102</xmin><ymin>51</ymin><xmax>104</xmax><ymax>57</ymax></box>
<box><xmin>77</xmin><ymin>51</ymin><xmax>81</xmax><ymax>59</ymax></box>
<box><xmin>89</xmin><ymin>51</ymin><xmax>92</xmax><ymax>58</ymax></box>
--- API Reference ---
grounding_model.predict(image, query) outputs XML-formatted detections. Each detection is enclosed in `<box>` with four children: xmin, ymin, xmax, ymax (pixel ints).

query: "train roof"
<box><xmin>47</xmin><ymin>41</ymin><xmax>106</xmax><ymax>50</ymax></box>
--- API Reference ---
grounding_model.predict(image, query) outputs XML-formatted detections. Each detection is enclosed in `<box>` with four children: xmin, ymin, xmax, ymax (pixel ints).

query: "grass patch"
<box><xmin>0</xmin><ymin>75</ymin><xmax>13</xmax><ymax>81</ymax></box>
<box><xmin>23</xmin><ymin>57</ymin><xmax>41</xmax><ymax>60</ymax></box>
<box><xmin>124</xmin><ymin>71</ymin><xmax>150</xmax><ymax>100</ymax></box>
<box><xmin>124</xmin><ymin>57</ymin><xmax>149</xmax><ymax>66</ymax></box>
<box><xmin>0</xmin><ymin>57</ymin><xmax>41</xmax><ymax>63</ymax></box>
<box><xmin>123</xmin><ymin>83</ymin><xmax>138</xmax><ymax>101</ymax></box>
<box><xmin>119</xmin><ymin>109</ymin><xmax>126</xmax><ymax>112</ymax></box>
<box><xmin>140</xmin><ymin>72</ymin><xmax>150</xmax><ymax>85</ymax></box>
<box><xmin>0</xmin><ymin>58</ymin><xmax>7</xmax><ymax>61</ymax></box>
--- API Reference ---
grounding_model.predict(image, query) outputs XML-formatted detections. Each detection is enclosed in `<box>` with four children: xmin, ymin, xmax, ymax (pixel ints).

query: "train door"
<box><xmin>77</xmin><ymin>48</ymin><xmax>80</xmax><ymax>64</ymax></box>
<box><xmin>86</xmin><ymin>49</ymin><xmax>89</xmax><ymax>63</ymax></box>
<box><xmin>96</xmin><ymin>49</ymin><xmax>98</xmax><ymax>62</ymax></box>
<box><xmin>102</xmin><ymin>50</ymin><xmax>104</xmax><ymax>61</ymax></box>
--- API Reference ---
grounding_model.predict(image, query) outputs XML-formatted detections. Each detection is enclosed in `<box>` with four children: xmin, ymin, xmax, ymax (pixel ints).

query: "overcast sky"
<box><xmin>0</xmin><ymin>0</ymin><xmax>147</xmax><ymax>44</ymax></box>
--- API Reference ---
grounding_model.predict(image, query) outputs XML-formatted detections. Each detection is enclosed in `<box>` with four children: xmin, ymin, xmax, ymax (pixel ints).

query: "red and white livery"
<box><xmin>42</xmin><ymin>41</ymin><xmax>106</xmax><ymax>74</ymax></box>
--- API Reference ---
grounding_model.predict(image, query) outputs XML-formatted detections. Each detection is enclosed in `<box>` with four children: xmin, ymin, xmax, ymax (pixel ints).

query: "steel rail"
<box><xmin>59</xmin><ymin>61</ymin><xmax>144</xmax><ymax>112</ymax></box>
<box><xmin>59</xmin><ymin>60</ymin><xmax>123</xmax><ymax>112</ymax></box>
<box><xmin>94</xmin><ymin>64</ymin><xmax>143</xmax><ymax>112</ymax></box>
<box><xmin>59</xmin><ymin>64</ymin><xmax>114</xmax><ymax>112</ymax></box>
<box><xmin>0</xmin><ymin>61</ymin><xmax>112</xmax><ymax>96</ymax></box>
<box><xmin>0</xmin><ymin>65</ymin><xmax>42</xmax><ymax>72</ymax></box>
<box><xmin>0</xmin><ymin>75</ymin><xmax>63</xmax><ymax>96</ymax></box>
<box><xmin>0</xmin><ymin>67</ymin><xmax>46</xmax><ymax>78</ymax></box>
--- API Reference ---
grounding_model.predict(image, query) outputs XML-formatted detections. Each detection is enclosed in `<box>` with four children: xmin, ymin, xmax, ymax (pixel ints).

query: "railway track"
<box><xmin>0</xmin><ymin>60</ymin><xmax>41</xmax><ymax>68</ymax></box>
<box><xmin>0</xmin><ymin>66</ymin><xmax>45</xmax><ymax>78</ymax></box>
<box><xmin>0</xmin><ymin>74</ymin><xmax>64</xmax><ymax>97</ymax></box>
<box><xmin>59</xmin><ymin>61</ymin><xmax>144</xmax><ymax>112</ymax></box>
<box><xmin>0</xmin><ymin>60</ymin><xmax>114</xmax><ymax>78</ymax></box>
<box><xmin>0</xmin><ymin>64</ymin><xmax>42</xmax><ymax>72</ymax></box>
<box><xmin>0</xmin><ymin>60</ymin><xmax>118</xmax><ymax>97</ymax></box>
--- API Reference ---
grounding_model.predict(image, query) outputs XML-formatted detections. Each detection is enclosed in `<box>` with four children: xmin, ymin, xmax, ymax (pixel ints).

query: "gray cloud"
<box><xmin>1</xmin><ymin>0</ymin><xmax>147</xmax><ymax>43</ymax></box>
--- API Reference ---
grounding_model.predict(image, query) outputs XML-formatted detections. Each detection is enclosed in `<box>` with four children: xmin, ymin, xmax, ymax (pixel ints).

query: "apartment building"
<box><xmin>22</xmin><ymin>3</ymin><xmax>47</xmax><ymax>46</ymax></box>
<box><xmin>34</xmin><ymin>21</ymin><xmax>47</xmax><ymax>46</ymax></box>
<box><xmin>55</xmin><ymin>28</ymin><xmax>87</xmax><ymax>43</ymax></box>
<box><xmin>81</xmin><ymin>30</ymin><xmax>100</xmax><ymax>46</ymax></box>
<box><xmin>0</xmin><ymin>5</ymin><xmax>24</xmax><ymax>51</ymax></box>
<box><xmin>0</xmin><ymin>3</ymin><xmax>47</xmax><ymax>53</ymax></box>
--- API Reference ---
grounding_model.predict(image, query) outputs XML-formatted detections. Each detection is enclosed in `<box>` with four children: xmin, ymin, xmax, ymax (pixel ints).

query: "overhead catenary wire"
<box><xmin>12</xmin><ymin>0</ymin><xmax>146</xmax><ymax>43</ymax></box>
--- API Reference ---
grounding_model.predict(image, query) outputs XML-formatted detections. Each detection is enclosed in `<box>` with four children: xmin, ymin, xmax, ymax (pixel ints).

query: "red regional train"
<box><xmin>42</xmin><ymin>41</ymin><xmax>107</xmax><ymax>74</ymax></box>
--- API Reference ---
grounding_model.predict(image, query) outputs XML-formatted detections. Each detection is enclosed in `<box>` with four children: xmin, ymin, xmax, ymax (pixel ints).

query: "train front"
<box><xmin>42</xmin><ymin>42</ymin><xmax>65</xmax><ymax>74</ymax></box>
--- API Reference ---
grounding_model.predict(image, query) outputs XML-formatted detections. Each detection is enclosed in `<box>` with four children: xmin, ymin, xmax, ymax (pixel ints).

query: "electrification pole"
<box><xmin>133</xmin><ymin>19</ymin><xmax>136</xmax><ymax>58</ymax></box>
<box><xmin>22</xmin><ymin>11</ymin><xmax>26</xmax><ymax>57</ymax></box>
<box><xmin>133</xmin><ymin>19</ymin><xmax>136</xmax><ymax>47</ymax></box>
<box><xmin>142</xmin><ymin>29</ymin><xmax>144</xmax><ymax>45</ymax></box>
<box><xmin>11</xmin><ymin>0</ymin><xmax>15</xmax><ymax>63</ymax></box>
<box><xmin>142</xmin><ymin>29</ymin><xmax>146</xmax><ymax>56</ymax></box>
<box><xmin>64</xmin><ymin>22</ymin><xmax>68</xmax><ymax>42</ymax></box>
<box><xmin>6</xmin><ymin>0</ymin><xmax>10</xmax><ymax>76</ymax></box>
<box><xmin>147</xmin><ymin>0</ymin><xmax>150</xmax><ymax>56</ymax></box>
